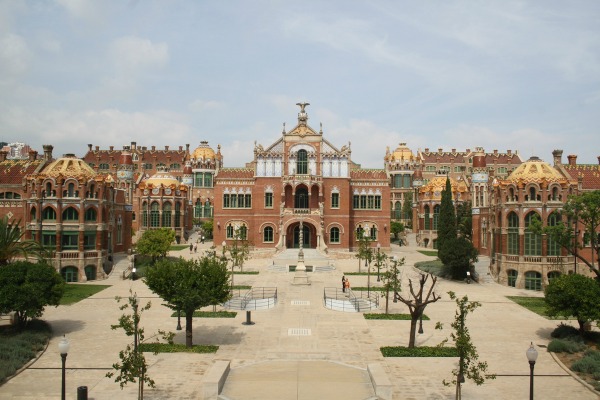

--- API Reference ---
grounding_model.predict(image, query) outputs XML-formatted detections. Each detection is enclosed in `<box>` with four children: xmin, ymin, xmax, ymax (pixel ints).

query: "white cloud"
<box><xmin>56</xmin><ymin>0</ymin><xmax>102</xmax><ymax>22</ymax></box>
<box><xmin>0</xmin><ymin>33</ymin><xmax>31</xmax><ymax>81</ymax></box>
<box><xmin>188</xmin><ymin>99</ymin><xmax>225</xmax><ymax>113</ymax></box>
<box><xmin>109</xmin><ymin>36</ymin><xmax>169</xmax><ymax>74</ymax></box>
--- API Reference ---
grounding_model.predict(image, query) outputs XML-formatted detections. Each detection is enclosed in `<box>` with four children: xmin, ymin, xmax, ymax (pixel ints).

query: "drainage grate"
<box><xmin>288</xmin><ymin>328</ymin><xmax>311</xmax><ymax>336</ymax></box>
<box><xmin>291</xmin><ymin>300</ymin><xmax>310</xmax><ymax>306</ymax></box>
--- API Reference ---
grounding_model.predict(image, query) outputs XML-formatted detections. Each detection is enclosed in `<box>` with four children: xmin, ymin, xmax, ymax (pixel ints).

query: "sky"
<box><xmin>1</xmin><ymin>0</ymin><xmax>599</xmax><ymax>168</ymax></box>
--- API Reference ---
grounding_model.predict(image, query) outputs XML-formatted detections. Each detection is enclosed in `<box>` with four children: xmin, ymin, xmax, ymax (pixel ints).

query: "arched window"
<box><xmin>547</xmin><ymin>271</ymin><xmax>561</xmax><ymax>283</ymax></box>
<box><xmin>84</xmin><ymin>265</ymin><xmax>97</xmax><ymax>281</ymax></box>
<box><xmin>239</xmin><ymin>225</ymin><xmax>248</xmax><ymax>240</ymax></box>
<box><xmin>162</xmin><ymin>202</ymin><xmax>172</xmax><ymax>227</ymax></box>
<box><xmin>295</xmin><ymin>187</ymin><xmax>309</xmax><ymax>209</ymax></box>
<box><xmin>424</xmin><ymin>205</ymin><xmax>431</xmax><ymax>230</ymax></box>
<box><xmin>45</xmin><ymin>182</ymin><xmax>53</xmax><ymax>197</ymax></box>
<box><xmin>370</xmin><ymin>226</ymin><xmax>377</xmax><ymax>241</ymax></box>
<box><xmin>393</xmin><ymin>202</ymin><xmax>402</xmax><ymax>220</ymax></box>
<box><xmin>174</xmin><ymin>202</ymin><xmax>181</xmax><ymax>227</ymax></box>
<box><xmin>61</xmin><ymin>266</ymin><xmax>78</xmax><ymax>282</ymax></box>
<box><xmin>226</xmin><ymin>224</ymin><xmax>234</xmax><ymax>239</ymax></box>
<box><xmin>30</xmin><ymin>206</ymin><xmax>37</xmax><ymax>221</ymax></box>
<box><xmin>524</xmin><ymin>212</ymin><xmax>541</xmax><ymax>256</ymax></box>
<box><xmin>330</xmin><ymin>227</ymin><xmax>340</xmax><ymax>243</ymax></box>
<box><xmin>297</xmin><ymin>149</ymin><xmax>308</xmax><ymax>174</ymax></box>
<box><xmin>117</xmin><ymin>215</ymin><xmax>123</xmax><ymax>244</ymax></box>
<box><xmin>88</xmin><ymin>184</ymin><xmax>96</xmax><ymax>198</ymax></box>
<box><xmin>150</xmin><ymin>202</ymin><xmax>160</xmax><ymax>227</ymax></box>
<box><xmin>142</xmin><ymin>201</ymin><xmax>148</xmax><ymax>227</ymax></box>
<box><xmin>433</xmin><ymin>205</ymin><xmax>440</xmax><ymax>230</ymax></box>
<box><xmin>67</xmin><ymin>182</ymin><xmax>75</xmax><ymax>197</ymax></box>
<box><xmin>507</xmin><ymin>212</ymin><xmax>519</xmax><ymax>255</ymax></box>
<box><xmin>263</xmin><ymin>226</ymin><xmax>274</xmax><ymax>242</ymax></box>
<box><xmin>84</xmin><ymin>208</ymin><xmax>97</xmax><ymax>221</ymax></box>
<box><xmin>547</xmin><ymin>213</ymin><xmax>561</xmax><ymax>256</ymax></box>
<box><xmin>62</xmin><ymin>207</ymin><xmax>79</xmax><ymax>221</ymax></box>
<box><xmin>203</xmin><ymin>200</ymin><xmax>212</xmax><ymax>218</ymax></box>
<box><xmin>524</xmin><ymin>271</ymin><xmax>542</xmax><ymax>291</ymax></box>
<box><xmin>507</xmin><ymin>269</ymin><xmax>518</xmax><ymax>287</ymax></box>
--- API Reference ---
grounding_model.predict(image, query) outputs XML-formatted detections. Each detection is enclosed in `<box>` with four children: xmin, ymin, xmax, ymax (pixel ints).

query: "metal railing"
<box><xmin>224</xmin><ymin>287</ymin><xmax>278</xmax><ymax>310</ymax></box>
<box><xmin>323</xmin><ymin>287</ymin><xmax>379</xmax><ymax>312</ymax></box>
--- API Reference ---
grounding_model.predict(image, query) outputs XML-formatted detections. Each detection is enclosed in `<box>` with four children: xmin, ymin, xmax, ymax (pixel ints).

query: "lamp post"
<box><xmin>392</xmin><ymin>256</ymin><xmax>398</xmax><ymax>303</ymax></box>
<box><xmin>376</xmin><ymin>242</ymin><xmax>381</xmax><ymax>282</ymax></box>
<box><xmin>176</xmin><ymin>309</ymin><xmax>182</xmax><ymax>330</ymax></box>
<box><xmin>58</xmin><ymin>335</ymin><xmax>70</xmax><ymax>400</ymax></box>
<box><xmin>526</xmin><ymin>342</ymin><xmax>538</xmax><ymax>400</ymax></box>
<box><xmin>222</xmin><ymin>241</ymin><xmax>232</xmax><ymax>288</ymax></box>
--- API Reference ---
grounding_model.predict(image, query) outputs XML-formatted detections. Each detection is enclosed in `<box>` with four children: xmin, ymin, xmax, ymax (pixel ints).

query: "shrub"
<box><xmin>547</xmin><ymin>338</ymin><xmax>586</xmax><ymax>354</ymax></box>
<box><xmin>380</xmin><ymin>346</ymin><xmax>458</xmax><ymax>357</ymax></box>
<box><xmin>551</xmin><ymin>324</ymin><xmax>580</xmax><ymax>339</ymax></box>
<box><xmin>364</xmin><ymin>313</ymin><xmax>430</xmax><ymax>321</ymax></box>
<box><xmin>572</xmin><ymin>353</ymin><xmax>600</xmax><ymax>375</ymax></box>
<box><xmin>0</xmin><ymin>320</ymin><xmax>51</xmax><ymax>384</ymax></box>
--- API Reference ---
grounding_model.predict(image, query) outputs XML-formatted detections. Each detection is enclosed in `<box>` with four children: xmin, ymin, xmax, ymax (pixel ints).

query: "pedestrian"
<box><xmin>345</xmin><ymin>279</ymin><xmax>350</xmax><ymax>292</ymax></box>
<box><xmin>201</xmin><ymin>235</ymin><xmax>205</xmax><ymax>244</ymax></box>
<box><xmin>342</xmin><ymin>275</ymin><xmax>346</xmax><ymax>293</ymax></box>
<box><xmin>194</xmin><ymin>244</ymin><xmax>198</xmax><ymax>253</ymax></box>
<box><xmin>189</xmin><ymin>243</ymin><xmax>193</xmax><ymax>254</ymax></box>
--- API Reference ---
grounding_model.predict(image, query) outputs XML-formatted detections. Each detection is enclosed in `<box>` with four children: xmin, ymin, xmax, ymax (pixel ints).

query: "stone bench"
<box><xmin>202</xmin><ymin>360</ymin><xmax>230</xmax><ymax>400</ymax></box>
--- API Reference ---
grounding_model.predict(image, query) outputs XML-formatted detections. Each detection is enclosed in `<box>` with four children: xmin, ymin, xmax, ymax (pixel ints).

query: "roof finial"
<box><xmin>296</xmin><ymin>102</ymin><xmax>309</xmax><ymax>125</ymax></box>
<box><xmin>319</xmin><ymin>122</ymin><xmax>323</xmax><ymax>135</ymax></box>
<box><xmin>282</xmin><ymin>122</ymin><xmax>286</xmax><ymax>134</ymax></box>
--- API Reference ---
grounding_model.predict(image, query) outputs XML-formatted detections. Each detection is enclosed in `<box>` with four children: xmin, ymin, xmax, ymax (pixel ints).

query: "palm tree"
<box><xmin>0</xmin><ymin>217</ymin><xmax>45</xmax><ymax>266</ymax></box>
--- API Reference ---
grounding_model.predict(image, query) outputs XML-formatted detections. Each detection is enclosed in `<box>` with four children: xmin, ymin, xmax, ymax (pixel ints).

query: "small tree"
<box><xmin>402</xmin><ymin>192</ymin><xmax>413</xmax><ymax>228</ymax></box>
<box><xmin>544</xmin><ymin>274</ymin><xmax>600</xmax><ymax>335</ymax></box>
<box><xmin>395</xmin><ymin>272</ymin><xmax>441</xmax><ymax>347</ymax></box>
<box><xmin>390</xmin><ymin>221</ymin><xmax>405</xmax><ymax>241</ymax></box>
<box><xmin>225</xmin><ymin>227</ymin><xmax>251</xmax><ymax>272</ymax></box>
<box><xmin>381</xmin><ymin>256</ymin><xmax>404</xmax><ymax>314</ymax></box>
<box><xmin>355</xmin><ymin>227</ymin><xmax>373</xmax><ymax>272</ymax></box>
<box><xmin>145</xmin><ymin>256</ymin><xmax>231</xmax><ymax>348</ymax></box>
<box><xmin>440</xmin><ymin>237</ymin><xmax>478</xmax><ymax>280</ymax></box>
<box><xmin>202</xmin><ymin>219</ymin><xmax>214</xmax><ymax>239</ymax></box>
<box><xmin>107</xmin><ymin>291</ymin><xmax>156</xmax><ymax>400</ymax></box>
<box><xmin>135</xmin><ymin>228</ymin><xmax>175</xmax><ymax>262</ymax></box>
<box><xmin>0</xmin><ymin>260</ymin><xmax>64</xmax><ymax>328</ymax></box>
<box><xmin>442</xmin><ymin>291</ymin><xmax>495</xmax><ymax>400</ymax></box>
<box><xmin>0</xmin><ymin>217</ymin><xmax>46</xmax><ymax>266</ymax></box>
<box><xmin>456</xmin><ymin>202</ymin><xmax>473</xmax><ymax>241</ymax></box>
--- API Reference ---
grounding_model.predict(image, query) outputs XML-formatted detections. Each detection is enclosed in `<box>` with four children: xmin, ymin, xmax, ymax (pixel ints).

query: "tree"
<box><xmin>437</xmin><ymin>177</ymin><xmax>457</xmax><ymax>264</ymax></box>
<box><xmin>390</xmin><ymin>221</ymin><xmax>405</xmax><ymax>241</ymax></box>
<box><xmin>529</xmin><ymin>191</ymin><xmax>600</xmax><ymax>278</ymax></box>
<box><xmin>544</xmin><ymin>274</ymin><xmax>600</xmax><ymax>335</ymax></box>
<box><xmin>106</xmin><ymin>291</ymin><xmax>156</xmax><ymax>400</ymax></box>
<box><xmin>225</xmin><ymin>227</ymin><xmax>251</xmax><ymax>272</ymax></box>
<box><xmin>355</xmin><ymin>227</ymin><xmax>373</xmax><ymax>272</ymax></box>
<box><xmin>381</xmin><ymin>256</ymin><xmax>404</xmax><ymax>314</ymax></box>
<box><xmin>395</xmin><ymin>273</ymin><xmax>441</xmax><ymax>347</ymax></box>
<box><xmin>0</xmin><ymin>217</ymin><xmax>46</xmax><ymax>266</ymax></box>
<box><xmin>0</xmin><ymin>261</ymin><xmax>64</xmax><ymax>328</ymax></box>
<box><xmin>402</xmin><ymin>192</ymin><xmax>413</xmax><ymax>228</ymax></box>
<box><xmin>202</xmin><ymin>219</ymin><xmax>214</xmax><ymax>239</ymax></box>
<box><xmin>456</xmin><ymin>202</ymin><xmax>473</xmax><ymax>241</ymax></box>
<box><xmin>144</xmin><ymin>256</ymin><xmax>231</xmax><ymax>348</ymax></box>
<box><xmin>135</xmin><ymin>228</ymin><xmax>175</xmax><ymax>262</ymax></box>
<box><xmin>440</xmin><ymin>237</ymin><xmax>478</xmax><ymax>280</ymax></box>
<box><xmin>442</xmin><ymin>291</ymin><xmax>495</xmax><ymax>400</ymax></box>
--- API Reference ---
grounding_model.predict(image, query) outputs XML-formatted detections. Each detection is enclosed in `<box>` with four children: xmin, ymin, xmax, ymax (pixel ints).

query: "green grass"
<box><xmin>60</xmin><ymin>284</ymin><xmax>110</xmax><ymax>305</ymax></box>
<box><xmin>139</xmin><ymin>343</ymin><xmax>218</xmax><ymax>353</ymax></box>
<box><xmin>381</xmin><ymin>346</ymin><xmax>458</xmax><ymax>357</ymax></box>
<box><xmin>0</xmin><ymin>320</ymin><xmax>52</xmax><ymax>384</ymax></box>
<box><xmin>234</xmin><ymin>271</ymin><xmax>259</xmax><ymax>275</ymax></box>
<box><xmin>507</xmin><ymin>296</ymin><xmax>550</xmax><ymax>318</ymax></box>
<box><xmin>232</xmin><ymin>285</ymin><xmax>252</xmax><ymax>290</ymax></box>
<box><xmin>171</xmin><ymin>311</ymin><xmax>237</xmax><ymax>318</ymax></box>
<box><xmin>343</xmin><ymin>272</ymin><xmax>371</xmax><ymax>276</ymax></box>
<box><xmin>417</xmin><ymin>250</ymin><xmax>438</xmax><ymax>257</ymax></box>
<box><xmin>352</xmin><ymin>287</ymin><xmax>386</xmax><ymax>292</ymax></box>
<box><xmin>364</xmin><ymin>313</ymin><xmax>430</xmax><ymax>320</ymax></box>
<box><xmin>169</xmin><ymin>245</ymin><xmax>190</xmax><ymax>251</ymax></box>
<box><xmin>415</xmin><ymin>260</ymin><xmax>445</xmax><ymax>276</ymax></box>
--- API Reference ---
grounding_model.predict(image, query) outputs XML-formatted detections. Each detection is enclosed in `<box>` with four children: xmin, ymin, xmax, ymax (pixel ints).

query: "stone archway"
<box><xmin>286</xmin><ymin>222</ymin><xmax>316</xmax><ymax>249</ymax></box>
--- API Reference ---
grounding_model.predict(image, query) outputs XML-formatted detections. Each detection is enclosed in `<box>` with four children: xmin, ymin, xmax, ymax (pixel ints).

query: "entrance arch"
<box><xmin>286</xmin><ymin>221</ymin><xmax>316</xmax><ymax>249</ymax></box>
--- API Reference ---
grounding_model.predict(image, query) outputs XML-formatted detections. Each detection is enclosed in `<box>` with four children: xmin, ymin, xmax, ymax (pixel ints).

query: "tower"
<box><xmin>471</xmin><ymin>147</ymin><xmax>489</xmax><ymax>252</ymax></box>
<box><xmin>117</xmin><ymin>151</ymin><xmax>134</xmax><ymax>203</ymax></box>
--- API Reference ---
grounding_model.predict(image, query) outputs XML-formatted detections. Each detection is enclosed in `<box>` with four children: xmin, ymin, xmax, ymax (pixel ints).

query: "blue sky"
<box><xmin>1</xmin><ymin>0</ymin><xmax>599</xmax><ymax>168</ymax></box>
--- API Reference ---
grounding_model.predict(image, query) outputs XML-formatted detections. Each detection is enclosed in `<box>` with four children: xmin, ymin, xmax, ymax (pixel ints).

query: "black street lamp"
<box><xmin>526</xmin><ymin>342</ymin><xmax>538</xmax><ymax>400</ymax></box>
<box><xmin>222</xmin><ymin>241</ymin><xmax>232</xmax><ymax>289</ymax></box>
<box><xmin>58</xmin><ymin>335</ymin><xmax>70</xmax><ymax>400</ymax></box>
<box><xmin>176</xmin><ymin>309</ymin><xmax>182</xmax><ymax>330</ymax></box>
<box><xmin>365</xmin><ymin>258</ymin><xmax>370</xmax><ymax>297</ymax></box>
<box><xmin>376</xmin><ymin>242</ymin><xmax>381</xmax><ymax>282</ymax></box>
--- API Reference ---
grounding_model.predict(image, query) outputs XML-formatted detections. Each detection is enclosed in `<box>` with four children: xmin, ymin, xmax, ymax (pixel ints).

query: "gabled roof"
<box><xmin>350</xmin><ymin>169</ymin><xmax>388</xmax><ymax>180</ymax></box>
<box><xmin>216</xmin><ymin>168</ymin><xmax>254</xmax><ymax>179</ymax></box>
<box><xmin>0</xmin><ymin>159</ymin><xmax>46</xmax><ymax>185</ymax></box>
<box><xmin>564</xmin><ymin>164</ymin><xmax>600</xmax><ymax>190</ymax></box>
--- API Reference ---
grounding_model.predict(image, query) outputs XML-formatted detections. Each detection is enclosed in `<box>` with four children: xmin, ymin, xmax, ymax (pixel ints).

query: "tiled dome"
<box><xmin>506</xmin><ymin>156</ymin><xmax>567</xmax><ymax>185</ymax></box>
<box><xmin>191</xmin><ymin>141</ymin><xmax>215</xmax><ymax>160</ymax></box>
<box><xmin>145</xmin><ymin>166</ymin><xmax>179</xmax><ymax>188</ymax></box>
<box><xmin>41</xmin><ymin>154</ymin><xmax>96</xmax><ymax>179</ymax></box>
<box><xmin>389</xmin><ymin>143</ymin><xmax>414</xmax><ymax>161</ymax></box>
<box><xmin>419</xmin><ymin>175</ymin><xmax>468</xmax><ymax>200</ymax></box>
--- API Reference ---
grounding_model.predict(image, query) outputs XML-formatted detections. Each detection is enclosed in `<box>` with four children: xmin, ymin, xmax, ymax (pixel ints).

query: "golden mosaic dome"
<box><xmin>389</xmin><ymin>143</ymin><xmax>414</xmax><ymax>161</ymax></box>
<box><xmin>191</xmin><ymin>141</ymin><xmax>215</xmax><ymax>160</ymax></box>
<box><xmin>145</xmin><ymin>167</ymin><xmax>179</xmax><ymax>188</ymax></box>
<box><xmin>419</xmin><ymin>175</ymin><xmax>468</xmax><ymax>200</ymax></box>
<box><xmin>506</xmin><ymin>156</ymin><xmax>567</xmax><ymax>185</ymax></box>
<box><xmin>42</xmin><ymin>154</ymin><xmax>96</xmax><ymax>179</ymax></box>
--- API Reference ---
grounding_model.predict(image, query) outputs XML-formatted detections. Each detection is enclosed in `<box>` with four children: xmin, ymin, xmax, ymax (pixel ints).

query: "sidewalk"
<box><xmin>0</xmin><ymin>238</ymin><xmax>596</xmax><ymax>399</ymax></box>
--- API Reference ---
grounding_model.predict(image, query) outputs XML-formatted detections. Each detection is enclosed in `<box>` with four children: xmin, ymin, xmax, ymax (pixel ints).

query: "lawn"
<box><xmin>380</xmin><ymin>346</ymin><xmax>458</xmax><ymax>357</ymax></box>
<box><xmin>417</xmin><ymin>250</ymin><xmax>438</xmax><ymax>257</ymax></box>
<box><xmin>364</xmin><ymin>313</ymin><xmax>430</xmax><ymax>320</ymax></box>
<box><xmin>414</xmin><ymin>260</ymin><xmax>445</xmax><ymax>277</ymax></box>
<box><xmin>169</xmin><ymin>244</ymin><xmax>190</xmax><ymax>251</ymax></box>
<box><xmin>171</xmin><ymin>311</ymin><xmax>237</xmax><ymax>318</ymax></box>
<box><xmin>139</xmin><ymin>343</ymin><xmax>218</xmax><ymax>353</ymax></box>
<box><xmin>60</xmin><ymin>284</ymin><xmax>110</xmax><ymax>305</ymax></box>
<box><xmin>507</xmin><ymin>296</ymin><xmax>550</xmax><ymax>318</ymax></box>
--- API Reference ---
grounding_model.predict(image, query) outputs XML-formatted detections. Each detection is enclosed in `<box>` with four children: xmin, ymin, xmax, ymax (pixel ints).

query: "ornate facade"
<box><xmin>213</xmin><ymin>103</ymin><xmax>390</xmax><ymax>253</ymax></box>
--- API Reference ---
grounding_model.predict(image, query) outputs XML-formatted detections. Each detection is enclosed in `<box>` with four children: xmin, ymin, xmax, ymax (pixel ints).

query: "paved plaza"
<box><xmin>1</xmin><ymin>235</ymin><xmax>598</xmax><ymax>399</ymax></box>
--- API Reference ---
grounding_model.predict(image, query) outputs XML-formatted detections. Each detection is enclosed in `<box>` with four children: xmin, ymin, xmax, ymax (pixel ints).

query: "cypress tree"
<box><xmin>438</xmin><ymin>177</ymin><xmax>456</xmax><ymax>264</ymax></box>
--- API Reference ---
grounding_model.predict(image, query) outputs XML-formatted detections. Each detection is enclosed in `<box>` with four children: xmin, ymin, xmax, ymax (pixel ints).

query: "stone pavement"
<box><xmin>0</xmin><ymin>235</ymin><xmax>598</xmax><ymax>399</ymax></box>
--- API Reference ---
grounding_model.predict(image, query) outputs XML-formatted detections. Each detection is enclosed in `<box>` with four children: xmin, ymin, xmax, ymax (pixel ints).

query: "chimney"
<box><xmin>567</xmin><ymin>155</ymin><xmax>577</xmax><ymax>166</ymax></box>
<box><xmin>597</xmin><ymin>156</ymin><xmax>600</xmax><ymax>165</ymax></box>
<box><xmin>151</xmin><ymin>146</ymin><xmax>156</xmax><ymax>151</ymax></box>
<box><xmin>438</xmin><ymin>148</ymin><xmax>443</xmax><ymax>153</ymax></box>
<box><xmin>42</xmin><ymin>144</ymin><xmax>53</xmax><ymax>161</ymax></box>
<box><xmin>165</xmin><ymin>145</ymin><xmax>169</xmax><ymax>151</ymax></box>
<box><xmin>88</xmin><ymin>144</ymin><xmax>92</xmax><ymax>151</ymax></box>
<box><xmin>552</xmin><ymin>149</ymin><xmax>563</xmax><ymax>166</ymax></box>
<box><xmin>466</xmin><ymin>148</ymin><xmax>470</xmax><ymax>153</ymax></box>
<box><xmin>179</xmin><ymin>146</ymin><xmax>183</xmax><ymax>151</ymax></box>
<box><xmin>425</xmin><ymin>148</ymin><xmax>430</xmax><ymax>152</ymax></box>
<box><xmin>494</xmin><ymin>149</ymin><xmax>498</xmax><ymax>155</ymax></box>
<box><xmin>507</xmin><ymin>149</ymin><xmax>512</xmax><ymax>155</ymax></box>
<box><xmin>186</xmin><ymin>144</ymin><xmax>190</xmax><ymax>152</ymax></box>
<box><xmin>28</xmin><ymin>150</ymin><xmax>37</xmax><ymax>161</ymax></box>
<box><xmin>109</xmin><ymin>146</ymin><xmax>114</xmax><ymax>151</ymax></box>
<box><xmin>451</xmin><ymin>148</ymin><xmax>456</xmax><ymax>153</ymax></box>
<box><xmin>95</xmin><ymin>146</ymin><xmax>99</xmax><ymax>151</ymax></box>
<box><xmin>0</xmin><ymin>150</ymin><xmax>7</xmax><ymax>162</ymax></box>
<box><xmin>131</xmin><ymin>141</ymin><xmax>137</xmax><ymax>149</ymax></box>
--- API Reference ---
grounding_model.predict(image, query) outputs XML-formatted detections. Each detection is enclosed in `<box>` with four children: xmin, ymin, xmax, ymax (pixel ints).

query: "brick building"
<box><xmin>213</xmin><ymin>103</ymin><xmax>390</xmax><ymax>254</ymax></box>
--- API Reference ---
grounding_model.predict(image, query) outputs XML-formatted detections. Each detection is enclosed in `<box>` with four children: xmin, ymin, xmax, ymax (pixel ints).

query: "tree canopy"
<box><xmin>135</xmin><ymin>228</ymin><xmax>175</xmax><ymax>262</ymax></box>
<box><xmin>0</xmin><ymin>260</ymin><xmax>65</xmax><ymax>328</ymax></box>
<box><xmin>437</xmin><ymin>177</ymin><xmax>457</xmax><ymax>265</ymax></box>
<box><xmin>0</xmin><ymin>217</ymin><xmax>45</xmax><ymax>266</ymax></box>
<box><xmin>144</xmin><ymin>256</ymin><xmax>231</xmax><ymax>347</ymax></box>
<box><xmin>544</xmin><ymin>273</ymin><xmax>600</xmax><ymax>334</ymax></box>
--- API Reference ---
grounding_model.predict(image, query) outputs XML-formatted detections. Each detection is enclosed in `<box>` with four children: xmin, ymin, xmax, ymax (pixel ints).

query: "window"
<box><xmin>239</xmin><ymin>225</ymin><xmax>248</xmax><ymax>240</ymax></box>
<box><xmin>203</xmin><ymin>201</ymin><xmax>212</xmax><ymax>218</ymax></box>
<box><xmin>507</xmin><ymin>270</ymin><xmax>518</xmax><ymax>287</ymax></box>
<box><xmin>62</xmin><ymin>207</ymin><xmax>79</xmax><ymax>221</ymax></box>
<box><xmin>507</xmin><ymin>212</ymin><xmax>519</xmax><ymax>255</ymax></box>
<box><xmin>223</xmin><ymin>194</ymin><xmax>230</xmax><ymax>208</ymax></box>
<box><xmin>204</xmin><ymin>173</ymin><xmax>213</xmax><ymax>187</ymax></box>
<box><xmin>84</xmin><ymin>208</ymin><xmax>97</xmax><ymax>222</ymax></box>
<box><xmin>61</xmin><ymin>266</ymin><xmax>78</xmax><ymax>282</ymax></box>
<box><xmin>453</xmin><ymin>166</ymin><xmax>462</xmax><ymax>173</ymax></box>
<box><xmin>169</xmin><ymin>163</ymin><xmax>181</xmax><ymax>170</ymax></box>
<box><xmin>524</xmin><ymin>212</ymin><xmax>541</xmax><ymax>256</ymax></box>
<box><xmin>353</xmin><ymin>194</ymin><xmax>382</xmax><ymax>210</ymax></box>
<box><xmin>392</xmin><ymin>202</ymin><xmax>402</xmax><ymax>220</ymax></box>
<box><xmin>66</xmin><ymin>183</ymin><xmax>75</xmax><ymax>197</ymax></box>
<box><xmin>162</xmin><ymin>203</ymin><xmax>172</xmax><ymax>227</ymax></box>
<box><xmin>99</xmin><ymin>163</ymin><xmax>109</xmax><ymax>170</ymax></box>
<box><xmin>297</xmin><ymin>149</ymin><xmax>308</xmax><ymax>174</ymax></box>
<box><xmin>144</xmin><ymin>163</ymin><xmax>153</xmax><ymax>169</ymax></box>
<box><xmin>424</xmin><ymin>205</ymin><xmax>431</xmax><ymax>229</ymax></box>
<box><xmin>403</xmin><ymin>175</ymin><xmax>411</xmax><ymax>188</ymax></box>
<box><xmin>265</xmin><ymin>192</ymin><xmax>273</xmax><ymax>208</ymax></box>
<box><xmin>150</xmin><ymin>202</ymin><xmax>160</xmax><ymax>227</ymax></box>
<box><xmin>433</xmin><ymin>205</ymin><xmax>440</xmax><ymax>230</ymax></box>
<box><xmin>84</xmin><ymin>232</ymin><xmax>96</xmax><ymax>250</ymax></box>
<box><xmin>331</xmin><ymin>192</ymin><xmax>339</xmax><ymax>208</ymax></box>
<box><xmin>117</xmin><ymin>216</ymin><xmax>123</xmax><ymax>244</ymax></box>
<box><xmin>425</xmin><ymin>166</ymin><xmax>436</xmax><ymax>172</ymax></box>
<box><xmin>375</xmin><ymin>196</ymin><xmax>381</xmax><ymax>209</ymax></box>
<box><xmin>524</xmin><ymin>271</ymin><xmax>542</xmax><ymax>291</ymax></box>
<box><xmin>263</xmin><ymin>226</ymin><xmax>274</xmax><ymax>242</ymax></box>
<box><xmin>224</xmin><ymin>193</ymin><xmax>252</xmax><ymax>208</ymax></box>
<box><xmin>497</xmin><ymin>167</ymin><xmax>508</xmax><ymax>175</ymax></box>
<box><xmin>142</xmin><ymin>202</ymin><xmax>148</xmax><ymax>227</ymax></box>
<box><xmin>353</xmin><ymin>195</ymin><xmax>359</xmax><ymax>209</ymax></box>
<box><xmin>244</xmin><ymin>194</ymin><xmax>252</xmax><ymax>208</ymax></box>
<box><xmin>330</xmin><ymin>227</ymin><xmax>340</xmax><ymax>243</ymax></box>
<box><xmin>42</xmin><ymin>232</ymin><xmax>56</xmax><ymax>248</ymax></box>
<box><xmin>174</xmin><ymin>202</ymin><xmax>181</xmax><ymax>227</ymax></box>
<box><xmin>547</xmin><ymin>271</ymin><xmax>561</xmax><ymax>283</ymax></box>
<box><xmin>547</xmin><ymin>213</ymin><xmax>561</xmax><ymax>256</ymax></box>
<box><xmin>226</xmin><ymin>224</ymin><xmax>234</xmax><ymax>239</ymax></box>
<box><xmin>61</xmin><ymin>232</ymin><xmax>78</xmax><ymax>250</ymax></box>
<box><xmin>0</xmin><ymin>192</ymin><xmax>21</xmax><ymax>199</ymax></box>
<box><xmin>84</xmin><ymin>265</ymin><xmax>96</xmax><ymax>281</ymax></box>
<box><xmin>295</xmin><ymin>187</ymin><xmax>309</xmax><ymax>209</ymax></box>
<box><xmin>360</xmin><ymin>195</ymin><xmax>367</xmax><ymax>209</ymax></box>
<box><xmin>369</xmin><ymin>226</ymin><xmax>377</xmax><ymax>240</ymax></box>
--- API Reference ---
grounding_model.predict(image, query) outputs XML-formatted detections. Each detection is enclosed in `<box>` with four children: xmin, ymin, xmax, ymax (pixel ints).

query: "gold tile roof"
<box><xmin>505</xmin><ymin>156</ymin><xmax>568</xmax><ymax>186</ymax></box>
<box><xmin>41</xmin><ymin>155</ymin><xmax>96</xmax><ymax>179</ymax></box>
<box><xmin>191</xmin><ymin>141</ymin><xmax>215</xmax><ymax>160</ymax></box>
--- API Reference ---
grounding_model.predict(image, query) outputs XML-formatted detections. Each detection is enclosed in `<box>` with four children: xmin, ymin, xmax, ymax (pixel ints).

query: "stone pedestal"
<box><xmin>292</xmin><ymin>248</ymin><xmax>311</xmax><ymax>285</ymax></box>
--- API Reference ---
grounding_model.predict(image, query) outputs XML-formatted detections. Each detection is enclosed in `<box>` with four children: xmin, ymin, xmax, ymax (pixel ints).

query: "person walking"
<box><xmin>342</xmin><ymin>276</ymin><xmax>346</xmax><ymax>293</ymax></box>
<box><xmin>345</xmin><ymin>278</ymin><xmax>350</xmax><ymax>292</ymax></box>
<box><xmin>189</xmin><ymin>243</ymin><xmax>193</xmax><ymax>254</ymax></box>
<box><xmin>194</xmin><ymin>244</ymin><xmax>198</xmax><ymax>254</ymax></box>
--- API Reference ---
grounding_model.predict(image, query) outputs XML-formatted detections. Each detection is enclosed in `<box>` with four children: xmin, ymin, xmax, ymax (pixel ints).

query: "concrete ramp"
<box><xmin>218</xmin><ymin>360</ymin><xmax>378</xmax><ymax>400</ymax></box>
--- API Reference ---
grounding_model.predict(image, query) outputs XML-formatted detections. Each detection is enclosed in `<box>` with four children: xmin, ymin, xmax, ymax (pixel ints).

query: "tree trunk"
<box><xmin>185</xmin><ymin>311</ymin><xmax>193</xmax><ymax>348</ymax></box>
<box><xmin>385</xmin><ymin>288</ymin><xmax>389</xmax><ymax>314</ymax></box>
<box><xmin>408</xmin><ymin>317</ymin><xmax>418</xmax><ymax>348</ymax></box>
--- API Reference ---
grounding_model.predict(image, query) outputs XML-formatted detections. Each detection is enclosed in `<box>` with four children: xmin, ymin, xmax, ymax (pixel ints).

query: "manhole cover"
<box><xmin>288</xmin><ymin>328</ymin><xmax>311</xmax><ymax>336</ymax></box>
